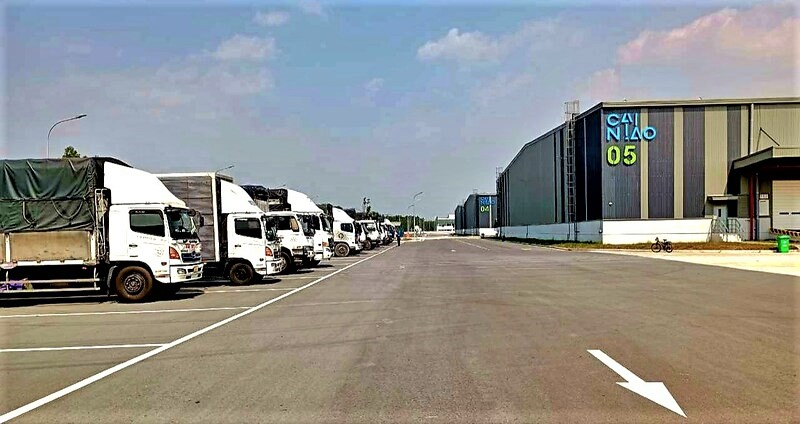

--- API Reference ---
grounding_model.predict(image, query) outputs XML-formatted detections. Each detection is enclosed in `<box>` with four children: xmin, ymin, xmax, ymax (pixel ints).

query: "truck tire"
<box><xmin>334</xmin><ymin>243</ymin><xmax>350</xmax><ymax>257</ymax></box>
<box><xmin>229</xmin><ymin>262</ymin><xmax>254</xmax><ymax>286</ymax></box>
<box><xmin>279</xmin><ymin>251</ymin><xmax>296</xmax><ymax>274</ymax></box>
<box><xmin>115</xmin><ymin>266</ymin><xmax>154</xmax><ymax>302</ymax></box>
<box><xmin>363</xmin><ymin>239</ymin><xmax>373</xmax><ymax>250</ymax></box>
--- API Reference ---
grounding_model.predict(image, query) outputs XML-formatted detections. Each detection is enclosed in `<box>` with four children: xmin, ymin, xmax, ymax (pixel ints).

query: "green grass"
<box><xmin>497</xmin><ymin>237</ymin><xmax>792</xmax><ymax>251</ymax></box>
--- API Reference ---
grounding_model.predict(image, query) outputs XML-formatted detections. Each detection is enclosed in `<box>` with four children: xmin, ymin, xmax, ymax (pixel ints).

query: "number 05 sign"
<box><xmin>605</xmin><ymin>112</ymin><xmax>656</xmax><ymax>167</ymax></box>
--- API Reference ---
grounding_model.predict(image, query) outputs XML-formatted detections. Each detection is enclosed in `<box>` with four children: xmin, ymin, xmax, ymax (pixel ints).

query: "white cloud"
<box><xmin>417</xmin><ymin>19</ymin><xmax>560</xmax><ymax>63</ymax></box>
<box><xmin>211</xmin><ymin>34</ymin><xmax>278</xmax><ymax>62</ymax></box>
<box><xmin>617</xmin><ymin>4</ymin><xmax>798</xmax><ymax>69</ymax></box>
<box><xmin>583</xmin><ymin>4</ymin><xmax>800</xmax><ymax>103</ymax></box>
<box><xmin>299</xmin><ymin>1</ymin><xmax>325</xmax><ymax>17</ymax></box>
<box><xmin>417</xmin><ymin>28</ymin><xmax>506</xmax><ymax>62</ymax></box>
<box><xmin>254</xmin><ymin>10</ymin><xmax>290</xmax><ymax>27</ymax></box>
<box><xmin>364</xmin><ymin>77</ymin><xmax>384</xmax><ymax>95</ymax></box>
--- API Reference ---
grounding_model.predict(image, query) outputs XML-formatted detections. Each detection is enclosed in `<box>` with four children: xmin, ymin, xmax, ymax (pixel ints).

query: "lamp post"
<box><xmin>411</xmin><ymin>191</ymin><xmax>423</xmax><ymax>233</ymax></box>
<box><xmin>47</xmin><ymin>114</ymin><xmax>87</xmax><ymax>158</ymax></box>
<box><xmin>215</xmin><ymin>165</ymin><xmax>235</xmax><ymax>173</ymax></box>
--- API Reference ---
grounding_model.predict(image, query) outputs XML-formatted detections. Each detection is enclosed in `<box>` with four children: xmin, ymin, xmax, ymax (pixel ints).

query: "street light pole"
<box><xmin>411</xmin><ymin>191</ymin><xmax>423</xmax><ymax>234</ymax></box>
<box><xmin>47</xmin><ymin>114</ymin><xmax>87</xmax><ymax>158</ymax></box>
<box><xmin>214</xmin><ymin>165</ymin><xmax>235</xmax><ymax>173</ymax></box>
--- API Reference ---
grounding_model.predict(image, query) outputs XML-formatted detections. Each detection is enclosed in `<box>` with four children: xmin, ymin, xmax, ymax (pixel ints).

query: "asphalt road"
<box><xmin>1</xmin><ymin>239</ymin><xmax>798</xmax><ymax>423</ymax></box>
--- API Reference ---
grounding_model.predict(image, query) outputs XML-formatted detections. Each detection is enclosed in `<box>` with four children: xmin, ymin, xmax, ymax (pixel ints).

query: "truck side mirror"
<box><xmin>198</xmin><ymin>215</ymin><xmax>205</xmax><ymax>227</ymax></box>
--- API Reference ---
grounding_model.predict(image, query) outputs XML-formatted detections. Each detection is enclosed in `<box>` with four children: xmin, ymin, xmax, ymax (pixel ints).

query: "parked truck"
<box><xmin>241</xmin><ymin>186</ymin><xmax>315</xmax><ymax>273</ymax></box>
<box><xmin>157</xmin><ymin>173</ymin><xmax>282</xmax><ymax>285</ymax></box>
<box><xmin>331</xmin><ymin>206</ymin><xmax>362</xmax><ymax>256</ymax></box>
<box><xmin>287</xmin><ymin>189</ymin><xmax>333</xmax><ymax>266</ymax></box>
<box><xmin>0</xmin><ymin>158</ymin><xmax>203</xmax><ymax>301</ymax></box>
<box><xmin>357</xmin><ymin>219</ymin><xmax>382</xmax><ymax>250</ymax></box>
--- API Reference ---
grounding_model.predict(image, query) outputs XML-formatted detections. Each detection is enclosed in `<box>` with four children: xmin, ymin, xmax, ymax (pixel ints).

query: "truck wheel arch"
<box><xmin>108</xmin><ymin>262</ymin><xmax>154</xmax><ymax>295</ymax></box>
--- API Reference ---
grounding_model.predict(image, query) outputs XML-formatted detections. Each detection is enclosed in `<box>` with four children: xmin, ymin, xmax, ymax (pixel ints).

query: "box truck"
<box><xmin>157</xmin><ymin>173</ymin><xmax>282</xmax><ymax>285</ymax></box>
<box><xmin>0</xmin><ymin>158</ymin><xmax>203</xmax><ymax>301</ymax></box>
<box><xmin>331</xmin><ymin>206</ymin><xmax>362</xmax><ymax>256</ymax></box>
<box><xmin>240</xmin><ymin>186</ymin><xmax>315</xmax><ymax>274</ymax></box>
<box><xmin>287</xmin><ymin>189</ymin><xmax>333</xmax><ymax>266</ymax></box>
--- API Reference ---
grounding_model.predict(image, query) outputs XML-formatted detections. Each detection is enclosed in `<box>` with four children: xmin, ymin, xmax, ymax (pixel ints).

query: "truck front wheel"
<box><xmin>334</xmin><ymin>243</ymin><xmax>350</xmax><ymax>257</ymax></box>
<box><xmin>229</xmin><ymin>262</ymin><xmax>255</xmax><ymax>286</ymax></box>
<box><xmin>363</xmin><ymin>239</ymin><xmax>373</xmax><ymax>250</ymax></box>
<box><xmin>279</xmin><ymin>251</ymin><xmax>296</xmax><ymax>274</ymax></box>
<box><xmin>115</xmin><ymin>266</ymin><xmax>154</xmax><ymax>302</ymax></box>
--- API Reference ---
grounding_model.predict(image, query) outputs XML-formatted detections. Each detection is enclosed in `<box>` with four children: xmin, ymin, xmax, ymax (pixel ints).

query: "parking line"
<box><xmin>455</xmin><ymin>240</ymin><xmax>491</xmax><ymax>250</ymax></box>
<box><xmin>0</xmin><ymin>244</ymin><xmax>395</xmax><ymax>423</ymax></box>
<box><xmin>0</xmin><ymin>344</ymin><xmax>165</xmax><ymax>353</ymax></box>
<box><xmin>0</xmin><ymin>307</ymin><xmax>252</xmax><ymax>319</ymax></box>
<box><xmin>202</xmin><ymin>288</ymin><xmax>298</xmax><ymax>293</ymax></box>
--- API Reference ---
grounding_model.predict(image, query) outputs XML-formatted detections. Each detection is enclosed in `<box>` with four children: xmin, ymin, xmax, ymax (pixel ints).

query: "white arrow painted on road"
<box><xmin>587</xmin><ymin>349</ymin><xmax>686</xmax><ymax>418</ymax></box>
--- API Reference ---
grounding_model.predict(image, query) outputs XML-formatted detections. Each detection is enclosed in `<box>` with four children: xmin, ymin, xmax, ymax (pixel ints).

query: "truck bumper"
<box><xmin>163</xmin><ymin>263</ymin><xmax>203</xmax><ymax>284</ymax></box>
<box><xmin>313</xmin><ymin>251</ymin><xmax>323</xmax><ymax>261</ymax></box>
<box><xmin>264</xmin><ymin>259</ymin><xmax>282</xmax><ymax>275</ymax></box>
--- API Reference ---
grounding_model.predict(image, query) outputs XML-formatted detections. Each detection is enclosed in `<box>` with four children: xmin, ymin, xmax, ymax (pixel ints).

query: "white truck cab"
<box><xmin>263</xmin><ymin>211</ymin><xmax>315</xmax><ymax>274</ymax></box>
<box><xmin>332</xmin><ymin>207</ymin><xmax>362</xmax><ymax>256</ymax></box>
<box><xmin>287</xmin><ymin>189</ymin><xmax>333</xmax><ymax>265</ymax></box>
<box><xmin>357</xmin><ymin>220</ymin><xmax>381</xmax><ymax>250</ymax></box>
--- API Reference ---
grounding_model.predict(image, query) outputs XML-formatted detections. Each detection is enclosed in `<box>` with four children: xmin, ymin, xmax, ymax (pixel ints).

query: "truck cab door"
<box><xmin>227</xmin><ymin>215</ymin><xmax>266</xmax><ymax>267</ymax></box>
<box><xmin>127</xmin><ymin>209</ymin><xmax>170</xmax><ymax>276</ymax></box>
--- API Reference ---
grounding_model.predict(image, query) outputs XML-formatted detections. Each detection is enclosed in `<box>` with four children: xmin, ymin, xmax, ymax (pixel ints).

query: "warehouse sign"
<box><xmin>479</xmin><ymin>196</ymin><xmax>495</xmax><ymax>213</ymax></box>
<box><xmin>605</xmin><ymin>112</ymin><xmax>656</xmax><ymax>167</ymax></box>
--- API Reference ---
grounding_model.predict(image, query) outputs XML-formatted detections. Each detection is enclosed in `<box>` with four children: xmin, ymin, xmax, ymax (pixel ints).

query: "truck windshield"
<box><xmin>261</xmin><ymin>216</ymin><xmax>278</xmax><ymax>242</ymax></box>
<box><xmin>365</xmin><ymin>223</ymin><xmax>377</xmax><ymax>231</ymax></box>
<box><xmin>321</xmin><ymin>216</ymin><xmax>332</xmax><ymax>232</ymax></box>
<box><xmin>273</xmin><ymin>215</ymin><xmax>300</xmax><ymax>232</ymax></box>
<box><xmin>165</xmin><ymin>208</ymin><xmax>198</xmax><ymax>240</ymax></box>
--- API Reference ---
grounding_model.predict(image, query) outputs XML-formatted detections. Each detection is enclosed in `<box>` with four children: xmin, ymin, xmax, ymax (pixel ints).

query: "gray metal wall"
<box><xmin>454</xmin><ymin>205</ymin><xmax>464</xmax><ymax>231</ymax></box>
<box><xmin>683</xmin><ymin>107</ymin><xmax>705</xmax><ymax>218</ymax></box>
<box><xmin>464</xmin><ymin>195</ymin><xmax>478</xmax><ymax>229</ymax></box>
<box><xmin>504</xmin><ymin>132</ymin><xmax>558</xmax><ymax>226</ymax></box>
<box><xmin>647</xmin><ymin>108</ymin><xmax>675</xmax><ymax>218</ymax></box>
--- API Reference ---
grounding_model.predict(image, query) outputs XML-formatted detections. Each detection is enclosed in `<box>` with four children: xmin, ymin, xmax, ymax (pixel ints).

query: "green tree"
<box><xmin>62</xmin><ymin>146</ymin><xmax>81</xmax><ymax>158</ymax></box>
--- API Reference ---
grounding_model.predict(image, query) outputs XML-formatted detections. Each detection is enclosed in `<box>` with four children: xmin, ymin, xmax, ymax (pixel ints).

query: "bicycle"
<box><xmin>651</xmin><ymin>237</ymin><xmax>673</xmax><ymax>253</ymax></box>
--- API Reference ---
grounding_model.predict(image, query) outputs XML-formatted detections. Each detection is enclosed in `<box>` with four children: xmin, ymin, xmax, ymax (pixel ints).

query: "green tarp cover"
<box><xmin>0</xmin><ymin>158</ymin><xmax>100</xmax><ymax>232</ymax></box>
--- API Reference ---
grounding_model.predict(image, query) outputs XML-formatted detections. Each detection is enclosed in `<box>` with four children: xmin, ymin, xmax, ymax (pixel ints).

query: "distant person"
<box><xmin>396</xmin><ymin>227</ymin><xmax>402</xmax><ymax>246</ymax></box>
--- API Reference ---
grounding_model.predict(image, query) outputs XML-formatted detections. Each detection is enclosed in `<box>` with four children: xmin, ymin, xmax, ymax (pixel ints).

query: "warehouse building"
<box><xmin>454</xmin><ymin>193</ymin><xmax>498</xmax><ymax>237</ymax></box>
<box><xmin>496</xmin><ymin>97</ymin><xmax>800</xmax><ymax>243</ymax></box>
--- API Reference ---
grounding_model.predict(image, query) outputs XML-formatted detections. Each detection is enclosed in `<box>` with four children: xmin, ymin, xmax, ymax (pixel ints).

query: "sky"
<box><xmin>2</xmin><ymin>0</ymin><xmax>798</xmax><ymax>217</ymax></box>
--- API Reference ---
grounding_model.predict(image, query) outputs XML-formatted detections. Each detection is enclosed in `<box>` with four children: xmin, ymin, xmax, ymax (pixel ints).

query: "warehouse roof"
<box><xmin>583</xmin><ymin>96</ymin><xmax>800</xmax><ymax>118</ymax></box>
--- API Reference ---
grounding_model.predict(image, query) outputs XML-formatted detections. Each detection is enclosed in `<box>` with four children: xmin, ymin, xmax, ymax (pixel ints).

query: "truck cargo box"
<box><xmin>0</xmin><ymin>158</ymin><xmax>129</xmax><ymax>233</ymax></box>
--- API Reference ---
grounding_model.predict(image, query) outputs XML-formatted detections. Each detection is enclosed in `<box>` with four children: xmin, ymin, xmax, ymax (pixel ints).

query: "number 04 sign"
<box><xmin>605</xmin><ymin>112</ymin><xmax>656</xmax><ymax>167</ymax></box>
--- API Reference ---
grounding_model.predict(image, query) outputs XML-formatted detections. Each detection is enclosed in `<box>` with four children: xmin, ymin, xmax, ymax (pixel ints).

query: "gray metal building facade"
<box><xmin>496</xmin><ymin>97</ymin><xmax>800</xmax><ymax>238</ymax></box>
<box><xmin>454</xmin><ymin>193</ymin><xmax>497</xmax><ymax>234</ymax></box>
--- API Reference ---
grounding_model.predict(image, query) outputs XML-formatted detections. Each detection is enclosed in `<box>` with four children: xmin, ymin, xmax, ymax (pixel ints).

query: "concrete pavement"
<box><xmin>1</xmin><ymin>239</ymin><xmax>797</xmax><ymax>423</ymax></box>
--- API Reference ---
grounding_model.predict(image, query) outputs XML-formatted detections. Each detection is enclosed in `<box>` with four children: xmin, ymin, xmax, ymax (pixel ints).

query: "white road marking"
<box><xmin>202</xmin><ymin>288</ymin><xmax>298</xmax><ymax>293</ymax></box>
<box><xmin>587</xmin><ymin>349</ymin><xmax>686</xmax><ymax>417</ymax></box>
<box><xmin>0</xmin><ymin>244</ymin><xmax>395</xmax><ymax>423</ymax></box>
<box><xmin>455</xmin><ymin>240</ymin><xmax>490</xmax><ymax>250</ymax></box>
<box><xmin>275</xmin><ymin>300</ymin><xmax>375</xmax><ymax>307</ymax></box>
<box><xmin>0</xmin><ymin>344</ymin><xmax>165</xmax><ymax>353</ymax></box>
<box><xmin>0</xmin><ymin>307</ymin><xmax>251</xmax><ymax>319</ymax></box>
